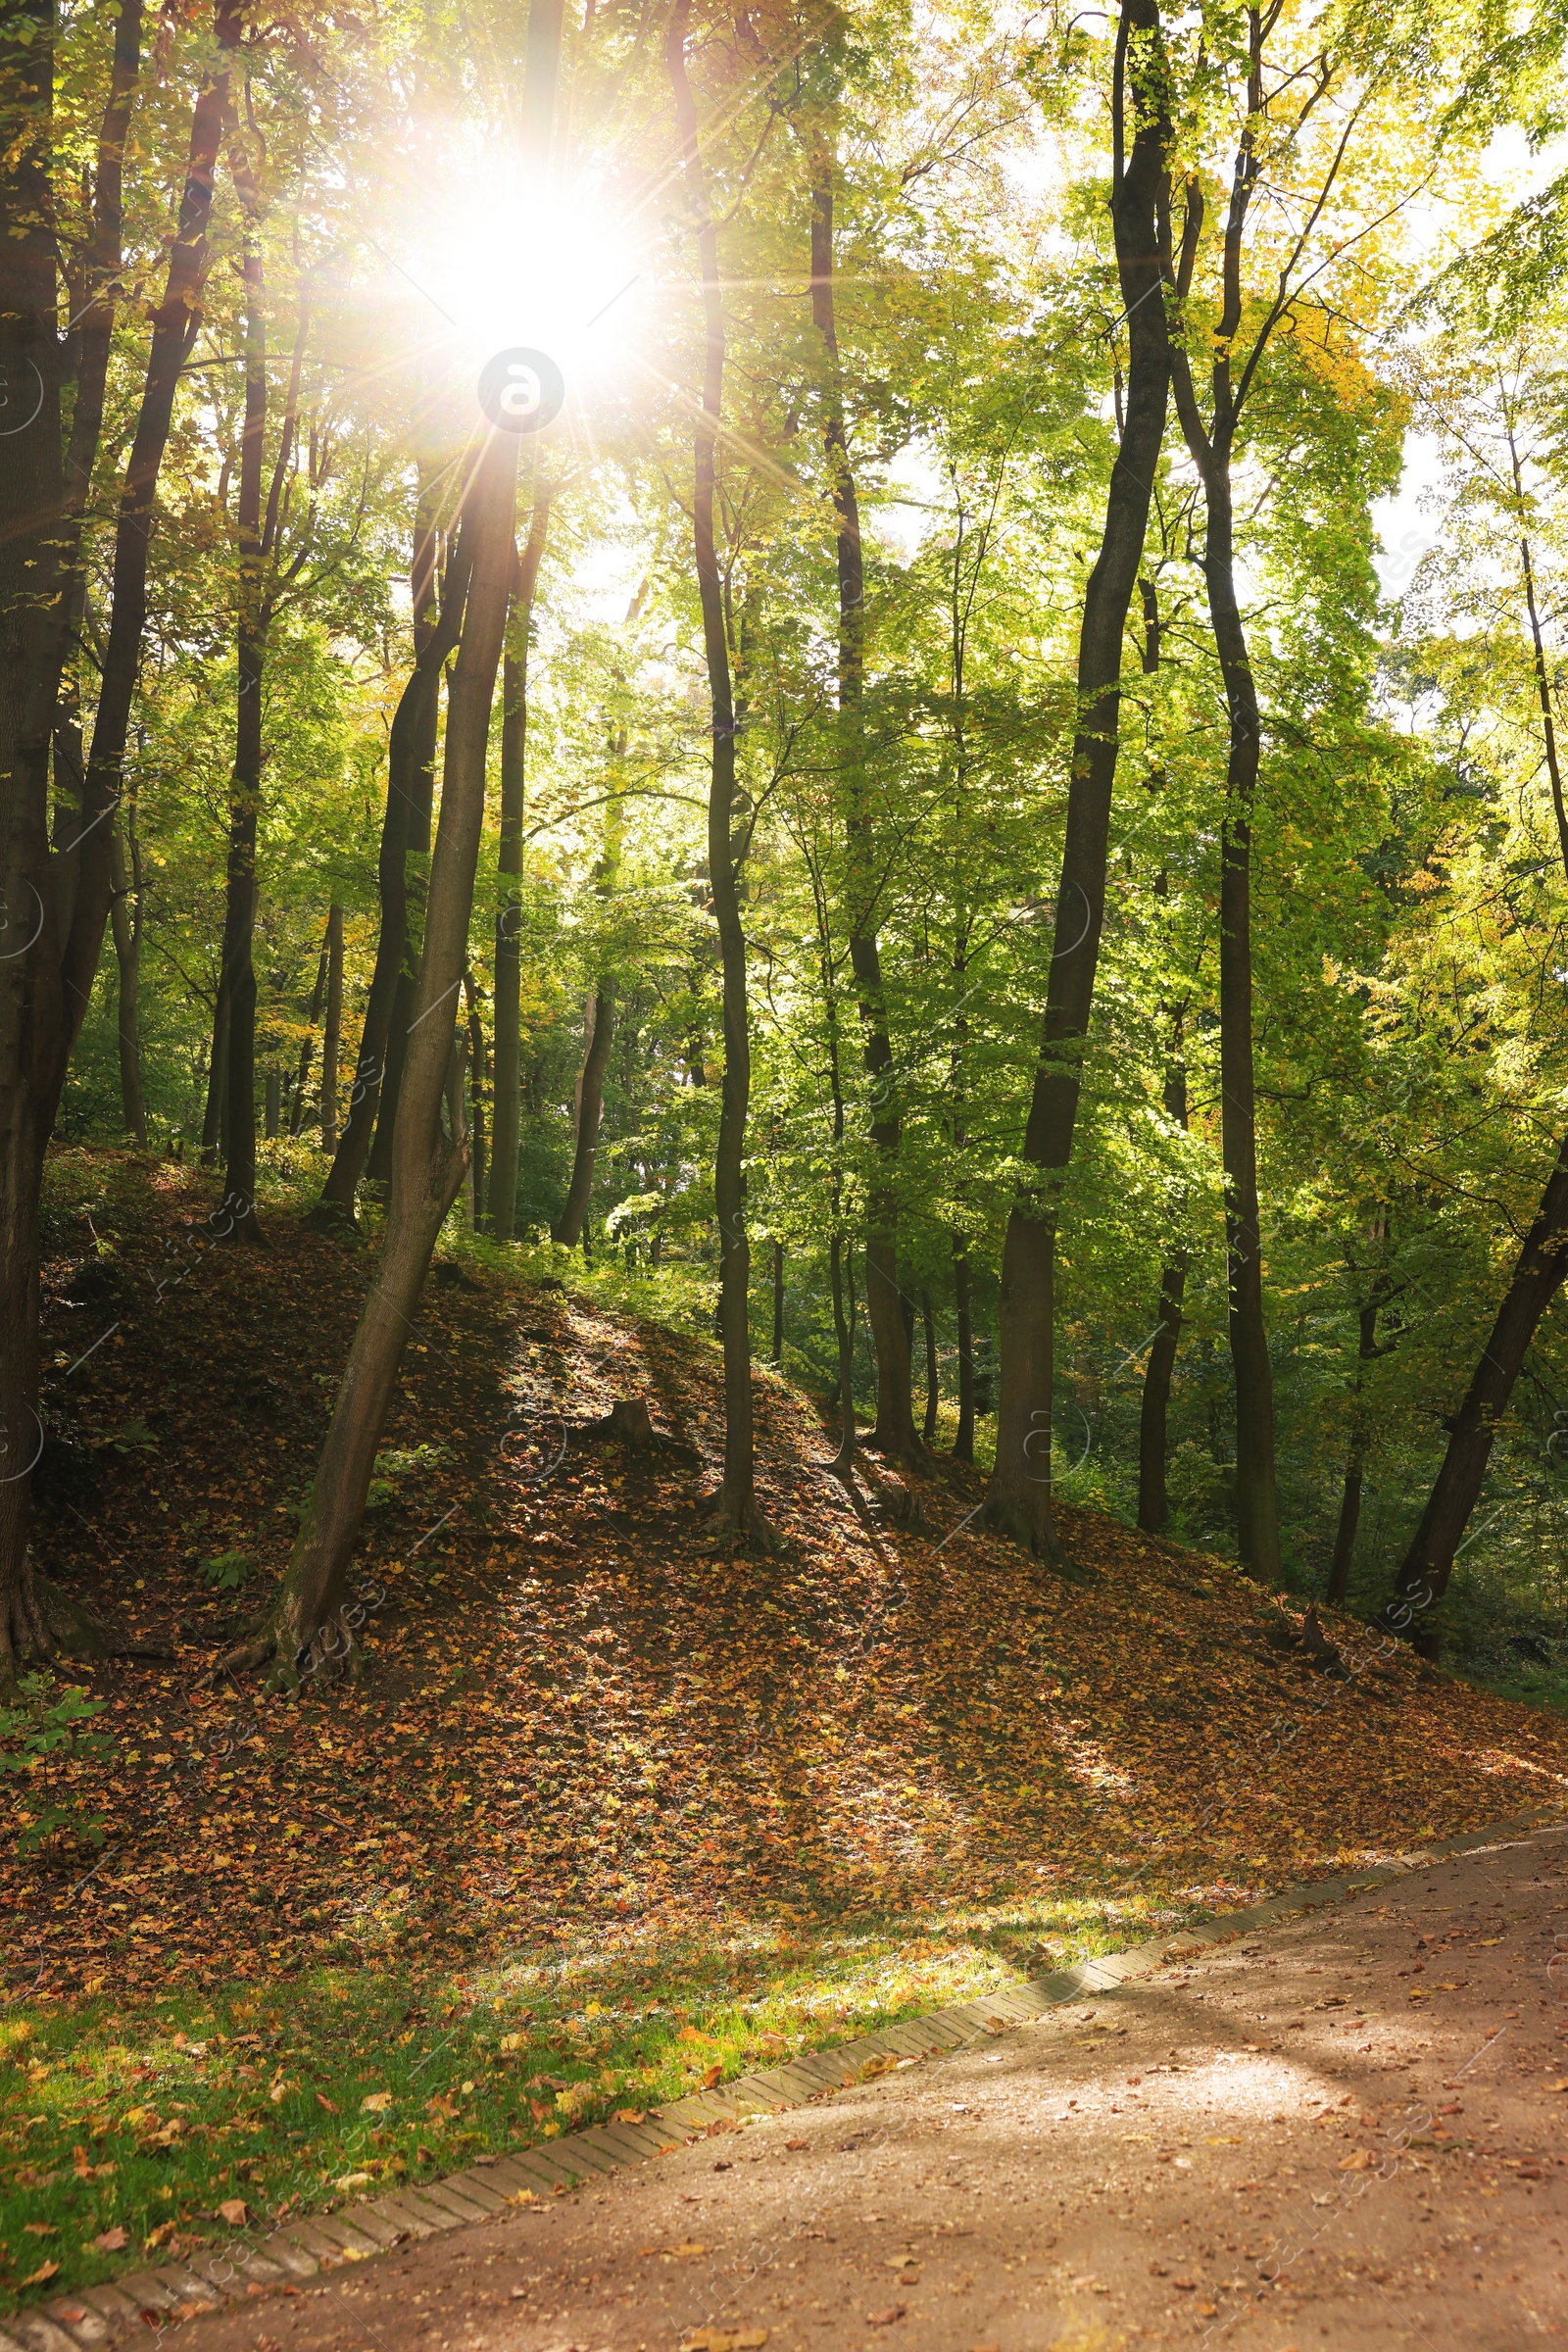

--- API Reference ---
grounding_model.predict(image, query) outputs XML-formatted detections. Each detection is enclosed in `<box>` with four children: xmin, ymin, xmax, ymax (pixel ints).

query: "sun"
<box><xmin>392</xmin><ymin>165</ymin><xmax>653</xmax><ymax>425</ymax></box>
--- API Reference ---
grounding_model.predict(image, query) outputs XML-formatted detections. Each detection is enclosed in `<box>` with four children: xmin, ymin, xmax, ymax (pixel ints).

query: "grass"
<box><xmin>1</xmin><ymin>1887</ymin><xmax>1177</xmax><ymax>2305</ymax></box>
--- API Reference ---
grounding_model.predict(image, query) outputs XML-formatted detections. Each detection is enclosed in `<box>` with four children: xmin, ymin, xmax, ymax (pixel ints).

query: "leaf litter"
<box><xmin>4</xmin><ymin>1151</ymin><xmax>1566</xmax><ymax>2308</ymax></box>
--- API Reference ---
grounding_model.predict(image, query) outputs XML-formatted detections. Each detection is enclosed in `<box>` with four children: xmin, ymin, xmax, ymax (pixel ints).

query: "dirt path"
<box><xmin>117</xmin><ymin>1828</ymin><xmax>1568</xmax><ymax>2351</ymax></box>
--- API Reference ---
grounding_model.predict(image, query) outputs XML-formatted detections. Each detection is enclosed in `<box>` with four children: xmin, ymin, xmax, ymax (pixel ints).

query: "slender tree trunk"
<box><xmin>465</xmin><ymin>970</ymin><xmax>486</xmax><ymax>1223</ymax></box>
<box><xmin>201</xmin><ymin>986</ymin><xmax>229</xmax><ymax>1163</ymax></box>
<box><xmin>321</xmin><ymin>901</ymin><xmax>342</xmax><ymax>1152</ymax></box>
<box><xmin>771</xmin><ymin>1240</ymin><xmax>784</xmax><ymax>1364</ymax></box>
<box><xmin>667</xmin><ymin>0</ymin><xmax>768</xmax><ymax>1541</ymax></box>
<box><xmin>1326</xmin><ymin>1296</ymin><xmax>1381</xmax><ymax>1604</ymax></box>
<box><xmin>553</xmin><ymin>986</ymin><xmax>613</xmax><ymax>1247</ymax></box>
<box><xmin>255</xmin><ymin>429</ymin><xmax>517</xmax><ymax>1670</ymax></box>
<box><xmin>1</xmin><ymin>1</ymin><xmax>228</xmax><ymax>1682</ymax></box>
<box><xmin>310</xmin><ymin>498</ymin><xmax>470</xmax><ymax>1229</ymax></box>
<box><xmin>108</xmin><ymin>808</ymin><xmax>147</xmax><ymax>1146</ymax></box>
<box><xmin>1382</xmin><ymin>424</ymin><xmax>1568</xmax><ymax>1636</ymax></box>
<box><xmin>1390</xmin><ymin>1133</ymin><xmax>1568</xmax><ymax>1633</ymax></box>
<box><xmin>983</xmin><ymin>0</ymin><xmax>1172</xmax><ymax>1557</ymax></box>
<box><xmin>1137</xmin><ymin>1047</ymin><xmax>1188</xmax><ymax>1535</ymax></box>
<box><xmin>288</xmin><ymin>916</ymin><xmax>329</xmax><ymax>1135</ymax></box>
<box><xmin>489</xmin><ymin>489</ymin><xmax>552</xmax><ymax>1239</ymax></box>
<box><xmin>952</xmin><ymin>1238</ymin><xmax>975</xmax><ymax>1461</ymax></box>
<box><xmin>264</xmin><ymin>1066</ymin><xmax>280</xmax><ymax>1138</ymax></box>
<box><xmin>921</xmin><ymin>1287</ymin><xmax>939</xmax><ymax>1446</ymax></box>
<box><xmin>804</xmin><ymin>129</ymin><xmax>916</xmax><ymax>1457</ymax></box>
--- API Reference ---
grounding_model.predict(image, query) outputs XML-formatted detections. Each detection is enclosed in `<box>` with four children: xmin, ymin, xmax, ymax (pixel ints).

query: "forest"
<box><xmin>9</xmin><ymin>0</ymin><xmax>1568</xmax><ymax>2324</ymax></box>
<box><xmin>7</xmin><ymin>0</ymin><xmax>1568</xmax><ymax>1682</ymax></box>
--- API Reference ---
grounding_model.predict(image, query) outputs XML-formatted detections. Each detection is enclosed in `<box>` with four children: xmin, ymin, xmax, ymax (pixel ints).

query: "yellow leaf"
<box><xmin>361</xmin><ymin>2090</ymin><xmax>393</xmax><ymax>2113</ymax></box>
<box><xmin>21</xmin><ymin>2263</ymin><xmax>59</xmax><ymax>2288</ymax></box>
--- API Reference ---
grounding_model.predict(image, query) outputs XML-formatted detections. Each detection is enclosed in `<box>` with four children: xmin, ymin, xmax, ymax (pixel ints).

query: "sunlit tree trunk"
<box><xmin>108</xmin><ymin>806</ymin><xmax>147</xmax><ymax>1147</ymax></box>
<box><xmin>804</xmin><ymin>127</ymin><xmax>916</xmax><ymax>1458</ymax></box>
<box><xmin>983</xmin><ymin>0</ymin><xmax>1172</xmax><ymax>1557</ymax></box>
<box><xmin>1137</xmin><ymin>1051</ymin><xmax>1188</xmax><ymax>1535</ymax></box>
<box><xmin>666</xmin><ymin>0</ymin><xmax>769</xmax><ymax>1541</ymax></box>
<box><xmin>321</xmin><ymin>901</ymin><xmax>343</xmax><ymax>1152</ymax></box>
<box><xmin>248</xmin><ymin>430</ymin><xmax>516</xmax><ymax>1672</ymax></box>
<box><xmin>553</xmin><ymin>987</ymin><xmax>614</xmax><ymax>1248</ymax></box>
<box><xmin>311</xmin><ymin>494</ymin><xmax>469</xmax><ymax>1230</ymax></box>
<box><xmin>288</xmin><ymin>913</ymin><xmax>329</xmax><ymax>1136</ymax></box>
<box><xmin>490</xmin><ymin>489</ymin><xmax>551</xmax><ymax>1240</ymax></box>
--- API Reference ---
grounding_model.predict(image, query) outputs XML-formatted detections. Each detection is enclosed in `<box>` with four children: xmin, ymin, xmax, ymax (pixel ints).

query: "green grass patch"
<box><xmin>1</xmin><ymin>1888</ymin><xmax>1181</xmax><ymax>2307</ymax></box>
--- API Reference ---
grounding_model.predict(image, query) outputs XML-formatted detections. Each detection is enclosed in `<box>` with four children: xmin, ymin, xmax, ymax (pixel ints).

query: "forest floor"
<box><xmin>95</xmin><ymin>1820</ymin><xmax>1568</xmax><ymax>2350</ymax></box>
<box><xmin>5</xmin><ymin>1146</ymin><xmax>1568</xmax><ymax>2319</ymax></box>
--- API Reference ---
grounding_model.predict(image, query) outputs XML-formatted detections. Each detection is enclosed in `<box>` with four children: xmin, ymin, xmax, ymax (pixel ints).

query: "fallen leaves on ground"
<box><xmin>3</xmin><ymin>1149</ymin><xmax>1566</xmax><ymax>2311</ymax></box>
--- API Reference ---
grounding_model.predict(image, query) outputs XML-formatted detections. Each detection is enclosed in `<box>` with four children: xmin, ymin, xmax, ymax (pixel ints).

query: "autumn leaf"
<box><xmin>217</xmin><ymin>2198</ymin><xmax>249</xmax><ymax>2226</ymax></box>
<box><xmin>94</xmin><ymin>2228</ymin><xmax>128</xmax><ymax>2253</ymax></box>
<box><xmin>316</xmin><ymin>2090</ymin><xmax>338</xmax><ymax>2114</ymax></box>
<box><xmin>701</xmin><ymin>2062</ymin><xmax>722</xmax><ymax>2088</ymax></box>
<box><xmin>361</xmin><ymin>2090</ymin><xmax>393</xmax><ymax>2113</ymax></box>
<box><xmin>21</xmin><ymin>2262</ymin><xmax>59</xmax><ymax>2288</ymax></box>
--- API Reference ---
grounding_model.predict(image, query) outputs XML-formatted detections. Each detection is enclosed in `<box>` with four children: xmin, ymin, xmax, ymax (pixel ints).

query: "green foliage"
<box><xmin>0</xmin><ymin>1674</ymin><xmax>115</xmax><ymax>1856</ymax></box>
<box><xmin>200</xmin><ymin>1550</ymin><xmax>255</xmax><ymax>1593</ymax></box>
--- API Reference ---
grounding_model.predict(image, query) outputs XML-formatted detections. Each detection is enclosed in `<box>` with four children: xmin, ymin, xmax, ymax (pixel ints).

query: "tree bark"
<box><xmin>983</xmin><ymin>0</ymin><xmax>1172</xmax><ymax>1556</ymax></box>
<box><xmin>553</xmin><ymin>986</ymin><xmax>614</xmax><ymax>1247</ymax></box>
<box><xmin>310</xmin><ymin>495</ymin><xmax>470</xmax><ymax>1228</ymax></box>
<box><xmin>288</xmin><ymin>913</ymin><xmax>329</xmax><ymax>1135</ymax></box>
<box><xmin>771</xmin><ymin>1238</ymin><xmax>784</xmax><ymax>1364</ymax></box>
<box><xmin>1326</xmin><ymin>1293</ymin><xmax>1381</xmax><ymax>1604</ymax></box>
<box><xmin>321</xmin><ymin>900</ymin><xmax>343</xmax><ymax>1152</ymax></box>
<box><xmin>217</xmin><ymin>204</ymin><xmax>269</xmax><ymax>1242</ymax></box>
<box><xmin>952</xmin><ymin>1238</ymin><xmax>975</xmax><ymax>1461</ymax></box>
<box><xmin>666</xmin><ymin>0</ymin><xmax>768</xmax><ymax>1542</ymax></box>
<box><xmin>108</xmin><ymin>805</ymin><xmax>147</xmax><ymax>1147</ymax></box>
<box><xmin>805</xmin><ymin>128</ymin><xmax>916</xmax><ymax>1458</ymax></box>
<box><xmin>921</xmin><ymin>1286</ymin><xmax>939</xmax><ymax>1446</ymax></box>
<box><xmin>464</xmin><ymin>969</ymin><xmax>486</xmax><ymax>1222</ymax></box>
<box><xmin>261</xmin><ymin>428</ymin><xmax>516</xmax><ymax>1669</ymax></box>
<box><xmin>489</xmin><ymin>489</ymin><xmax>552</xmax><ymax>1240</ymax></box>
<box><xmin>1137</xmin><ymin>988</ymin><xmax>1189</xmax><ymax>1530</ymax></box>
<box><xmin>264</xmin><ymin>1065</ymin><xmax>280</xmax><ymax>1138</ymax></box>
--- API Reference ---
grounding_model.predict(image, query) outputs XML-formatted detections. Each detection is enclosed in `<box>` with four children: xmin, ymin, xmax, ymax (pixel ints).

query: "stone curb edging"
<box><xmin>6</xmin><ymin>1801</ymin><xmax>1562</xmax><ymax>2352</ymax></box>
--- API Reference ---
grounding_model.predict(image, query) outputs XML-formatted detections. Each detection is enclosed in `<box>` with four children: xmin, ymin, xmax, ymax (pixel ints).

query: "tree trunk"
<box><xmin>921</xmin><ymin>1287</ymin><xmax>939</xmax><ymax>1446</ymax></box>
<box><xmin>805</xmin><ymin>128</ymin><xmax>916</xmax><ymax>1459</ymax></box>
<box><xmin>552</xmin><ymin>987</ymin><xmax>613</xmax><ymax>1248</ymax></box>
<box><xmin>1326</xmin><ymin>1286</ymin><xmax>1382</xmax><ymax>1607</ymax></box>
<box><xmin>465</xmin><ymin>970</ymin><xmax>486</xmax><ymax>1222</ymax></box>
<box><xmin>288</xmin><ymin>915</ymin><xmax>329</xmax><ymax>1135</ymax></box>
<box><xmin>260</xmin><ymin>429</ymin><xmax>517</xmax><ymax>1670</ymax></box>
<box><xmin>310</xmin><ymin>494</ymin><xmax>470</xmax><ymax>1229</ymax></box>
<box><xmin>264</xmin><ymin>1066</ymin><xmax>280</xmax><ymax>1138</ymax></box>
<box><xmin>489</xmin><ymin>489</ymin><xmax>552</xmax><ymax>1240</ymax></box>
<box><xmin>666</xmin><ymin>0</ymin><xmax>768</xmax><ymax>1542</ymax></box>
<box><xmin>108</xmin><ymin>808</ymin><xmax>147</xmax><ymax>1146</ymax></box>
<box><xmin>1137</xmin><ymin>1049</ymin><xmax>1188</xmax><ymax>1535</ymax></box>
<box><xmin>771</xmin><ymin>1239</ymin><xmax>784</xmax><ymax>1364</ymax></box>
<box><xmin>1390</xmin><ymin>1136</ymin><xmax>1568</xmax><ymax>1631</ymax></box>
<box><xmin>201</xmin><ymin>985</ymin><xmax>229</xmax><ymax>1164</ymax></box>
<box><xmin>219</xmin><ymin>171</ymin><xmax>310</xmax><ymax>1241</ymax></box>
<box><xmin>983</xmin><ymin>0</ymin><xmax>1172</xmax><ymax>1556</ymax></box>
<box><xmin>952</xmin><ymin>1238</ymin><xmax>975</xmax><ymax>1461</ymax></box>
<box><xmin>321</xmin><ymin>901</ymin><xmax>343</xmax><ymax>1151</ymax></box>
<box><xmin>0</xmin><ymin>0</ymin><xmax>229</xmax><ymax>1686</ymax></box>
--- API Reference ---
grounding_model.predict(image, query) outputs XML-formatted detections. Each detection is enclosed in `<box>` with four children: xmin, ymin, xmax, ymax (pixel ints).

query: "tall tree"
<box><xmin>489</xmin><ymin>486</ymin><xmax>552</xmax><ymax>1239</ymax></box>
<box><xmin>982</xmin><ymin>0</ymin><xmax>1174</xmax><ymax>1557</ymax></box>
<box><xmin>236</xmin><ymin>424</ymin><xmax>517</xmax><ymax>1672</ymax></box>
<box><xmin>804</xmin><ymin>122</ymin><xmax>918</xmax><ymax>1459</ymax></box>
<box><xmin>666</xmin><ymin>0</ymin><xmax>771</xmax><ymax>1543</ymax></box>
<box><xmin>1</xmin><ymin>0</ymin><xmax>233</xmax><ymax>1682</ymax></box>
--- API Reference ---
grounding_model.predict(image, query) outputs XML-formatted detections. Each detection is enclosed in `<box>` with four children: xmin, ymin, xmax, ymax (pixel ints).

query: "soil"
<box><xmin>152</xmin><ymin>1822</ymin><xmax>1568</xmax><ymax>2352</ymax></box>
